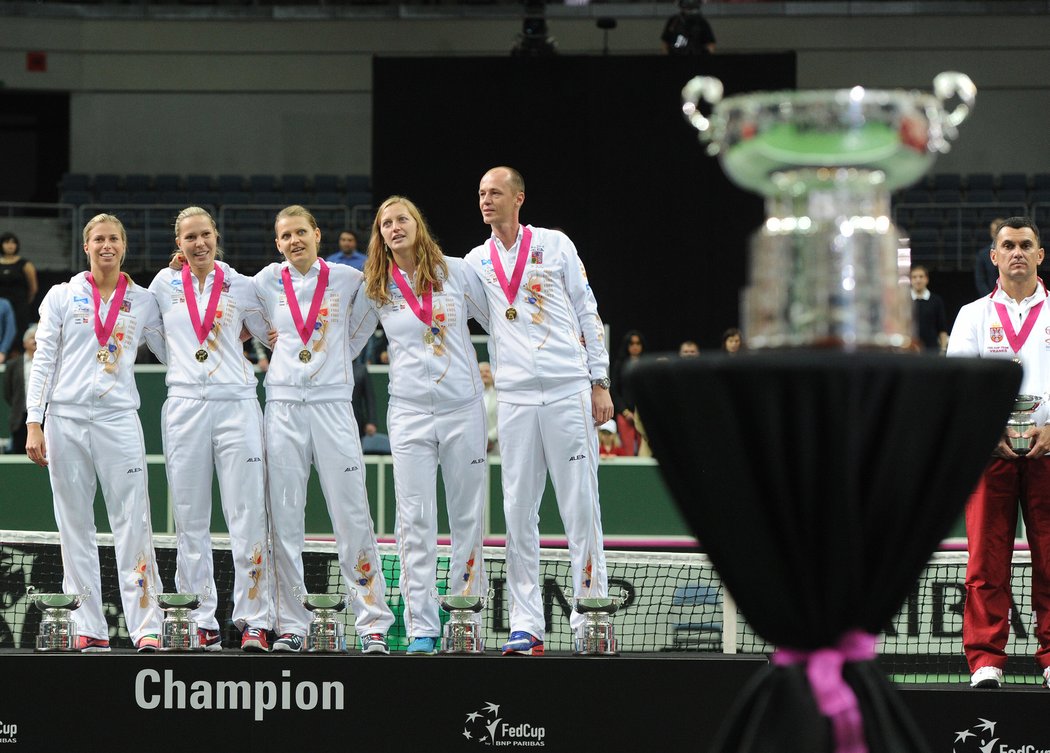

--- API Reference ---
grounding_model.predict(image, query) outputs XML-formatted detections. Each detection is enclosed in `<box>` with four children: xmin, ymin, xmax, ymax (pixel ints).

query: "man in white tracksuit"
<box><xmin>352</xmin><ymin>195</ymin><xmax>491</xmax><ymax>654</ymax></box>
<box><xmin>464</xmin><ymin>166</ymin><xmax>614</xmax><ymax>655</ymax></box>
<box><xmin>25</xmin><ymin>213</ymin><xmax>165</xmax><ymax>652</ymax></box>
<box><xmin>147</xmin><ymin>206</ymin><xmax>274</xmax><ymax>652</ymax></box>
<box><xmin>253</xmin><ymin>205</ymin><xmax>395</xmax><ymax>653</ymax></box>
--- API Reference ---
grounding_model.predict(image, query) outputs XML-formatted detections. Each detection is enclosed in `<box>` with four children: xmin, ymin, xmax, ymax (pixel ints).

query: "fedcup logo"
<box><xmin>461</xmin><ymin>701</ymin><xmax>546</xmax><ymax>747</ymax></box>
<box><xmin>953</xmin><ymin>717</ymin><xmax>1050</xmax><ymax>753</ymax></box>
<box><xmin>0</xmin><ymin>720</ymin><xmax>17</xmax><ymax>744</ymax></box>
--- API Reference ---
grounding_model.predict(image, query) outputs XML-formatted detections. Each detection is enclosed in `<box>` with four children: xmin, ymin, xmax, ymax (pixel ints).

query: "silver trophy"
<box><xmin>301</xmin><ymin>593</ymin><xmax>349</xmax><ymax>653</ymax></box>
<box><xmin>31</xmin><ymin>591</ymin><xmax>85</xmax><ymax>652</ymax></box>
<box><xmin>682</xmin><ymin>72</ymin><xmax>975</xmax><ymax>350</ymax></box>
<box><xmin>438</xmin><ymin>594</ymin><xmax>486</xmax><ymax>654</ymax></box>
<box><xmin>156</xmin><ymin>593</ymin><xmax>202</xmax><ymax>651</ymax></box>
<box><xmin>573</xmin><ymin>595</ymin><xmax>625</xmax><ymax>656</ymax></box>
<box><xmin>1007</xmin><ymin>394</ymin><xmax>1043</xmax><ymax>454</ymax></box>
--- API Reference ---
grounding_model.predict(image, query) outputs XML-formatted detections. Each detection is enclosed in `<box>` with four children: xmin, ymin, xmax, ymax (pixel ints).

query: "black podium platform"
<box><xmin>0</xmin><ymin>650</ymin><xmax>1044</xmax><ymax>753</ymax></box>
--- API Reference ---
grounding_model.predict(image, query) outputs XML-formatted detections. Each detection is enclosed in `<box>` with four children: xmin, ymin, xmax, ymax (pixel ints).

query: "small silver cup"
<box><xmin>1007</xmin><ymin>394</ymin><xmax>1043</xmax><ymax>454</ymax></box>
<box><xmin>156</xmin><ymin>593</ymin><xmax>202</xmax><ymax>651</ymax></box>
<box><xmin>301</xmin><ymin>593</ymin><xmax>348</xmax><ymax>653</ymax></box>
<box><xmin>439</xmin><ymin>594</ymin><xmax>486</xmax><ymax>654</ymax></box>
<box><xmin>573</xmin><ymin>596</ymin><xmax>624</xmax><ymax>656</ymax></box>
<box><xmin>31</xmin><ymin>592</ymin><xmax>85</xmax><ymax>652</ymax></box>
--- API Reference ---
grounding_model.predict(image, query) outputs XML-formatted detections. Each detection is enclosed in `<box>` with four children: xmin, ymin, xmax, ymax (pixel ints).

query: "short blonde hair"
<box><xmin>174</xmin><ymin>206</ymin><xmax>224</xmax><ymax>259</ymax></box>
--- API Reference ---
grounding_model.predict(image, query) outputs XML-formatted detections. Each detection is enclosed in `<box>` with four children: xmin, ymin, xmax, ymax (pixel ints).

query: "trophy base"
<box><xmin>573</xmin><ymin>622</ymin><xmax>619</xmax><ymax>656</ymax></box>
<box><xmin>35</xmin><ymin>619</ymin><xmax>78</xmax><ymax>652</ymax></box>
<box><xmin>306</xmin><ymin>615</ymin><xmax>345</xmax><ymax>653</ymax></box>
<box><xmin>443</xmin><ymin>620</ymin><xmax>484</xmax><ymax>654</ymax></box>
<box><xmin>161</xmin><ymin>615</ymin><xmax>200</xmax><ymax>651</ymax></box>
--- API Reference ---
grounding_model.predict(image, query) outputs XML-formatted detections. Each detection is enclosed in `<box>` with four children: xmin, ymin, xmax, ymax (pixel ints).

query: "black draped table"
<box><xmin>626</xmin><ymin>351</ymin><xmax>1020</xmax><ymax>753</ymax></box>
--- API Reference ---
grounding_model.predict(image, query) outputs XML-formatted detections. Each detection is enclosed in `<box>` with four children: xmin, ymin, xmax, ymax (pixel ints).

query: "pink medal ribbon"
<box><xmin>281</xmin><ymin>259</ymin><xmax>330</xmax><ymax>349</ymax></box>
<box><xmin>390</xmin><ymin>264</ymin><xmax>434</xmax><ymax>330</ymax></box>
<box><xmin>181</xmin><ymin>264</ymin><xmax>225</xmax><ymax>351</ymax></box>
<box><xmin>86</xmin><ymin>272</ymin><xmax>129</xmax><ymax>360</ymax></box>
<box><xmin>994</xmin><ymin>297</ymin><xmax>1045</xmax><ymax>354</ymax></box>
<box><xmin>489</xmin><ymin>226</ymin><xmax>532</xmax><ymax>320</ymax></box>
<box><xmin>772</xmin><ymin>629</ymin><xmax>877</xmax><ymax>753</ymax></box>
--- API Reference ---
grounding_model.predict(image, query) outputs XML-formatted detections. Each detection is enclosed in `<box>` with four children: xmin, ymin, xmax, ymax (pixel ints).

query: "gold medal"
<box><xmin>423</xmin><ymin>331</ymin><xmax>436</xmax><ymax>344</ymax></box>
<box><xmin>506</xmin><ymin>307</ymin><xmax>518</xmax><ymax>321</ymax></box>
<box><xmin>195</xmin><ymin>348</ymin><xmax>209</xmax><ymax>363</ymax></box>
<box><xmin>96</xmin><ymin>348</ymin><xmax>109</xmax><ymax>363</ymax></box>
<box><xmin>299</xmin><ymin>349</ymin><xmax>312</xmax><ymax>363</ymax></box>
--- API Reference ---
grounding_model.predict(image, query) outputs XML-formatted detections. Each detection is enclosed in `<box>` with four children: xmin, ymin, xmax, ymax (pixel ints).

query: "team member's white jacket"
<box><xmin>253</xmin><ymin>259</ymin><xmax>364</xmax><ymax>403</ymax></box>
<box><xmin>464</xmin><ymin>225</ymin><xmax>609</xmax><ymax>404</ymax></box>
<box><xmin>349</xmin><ymin>257</ymin><xmax>490</xmax><ymax>413</ymax></box>
<box><xmin>947</xmin><ymin>281</ymin><xmax>1050</xmax><ymax>426</ymax></box>
<box><xmin>148</xmin><ymin>261</ymin><xmax>270</xmax><ymax>400</ymax></box>
<box><xmin>26</xmin><ymin>271</ymin><xmax>163</xmax><ymax>424</ymax></box>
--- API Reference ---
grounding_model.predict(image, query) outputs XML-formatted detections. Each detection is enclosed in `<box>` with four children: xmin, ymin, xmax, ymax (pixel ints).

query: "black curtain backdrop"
<box><xmin>373</xmin><ymin>53</ymin><xmax>796</xmax><ymax>353</ymax></box>
<box><xmin>0</xmin><ymin>91</ymin><xmax>69</xmax><ymax>203</ymax></box>
<box><xmin>627</xmin><ymin>352</ymin><xmax>1020</xmax><ymax>753</ymax></box>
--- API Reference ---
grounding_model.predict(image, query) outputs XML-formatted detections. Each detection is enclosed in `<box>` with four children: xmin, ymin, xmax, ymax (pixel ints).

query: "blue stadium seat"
<box><xmin>59</xmin><ymin>173</ymin><xmax>91</xmax><ymax>192</ymax></box>
<box><xmin>186</xmin><ymin>175</ymin><xmax>214</xmax><ymax>192</ymax></box>
<box><xmin>94</xmin><ymin>174</ymin><xmax>122</xmax><ymax>193</ymax></box>
<box><xmin>930</xmin><ymin>173</ymin><xmax>962</xmax><ymax>191</ymax></box>
<box><xmin>313</xmin><ymin>174</ymin><xmax>340</xmax><ymax>193</ymax></box>
<box><xmin>963</xmin><ymin>190</ymin><xmax>996</xmax><ymax>205</ymax></box>
<box><xmin>248</xmin><ymin>174</ymin><xmax>276</xmax><ymax>193</ymax></box>
<box><xmin>313</xmin><ymin>192</ymin><xmax>344</xmax><ymax>206</ymax></box>
<box><xmin>966</xmin><ymin>173</ymin><xmax>994</xmax><ymax>192</ymax></box>
<box><xmin>154</xmin><ymin>174</ymin><xmax>182</xmax><ymax>192</ymax></box>
<box><xmin>217</xmin><ymin>175</ymin><xmax>246</xmax><ymax>193</ymax></box>
<box><xmin>669</xmin><ymin>585</ymin><xmax>722</xmax><ymax>651</ymax></box>
<box><xmin>347</xmin><ymin>191</ymin><xmax>373</xmax><ymax>208</ymax></box>
<box><xmin>253</xmin><ymin>192</ymin><xmax>283</xmax><ymax>206</ymax></box>
<box><xmin>59</xmin><ymin>190</ymin><xmax>92</xmax><ymax>206</ymax></box>
<box><xmin>281</xmin><ymin>174</ymin><xmax>309</xmax><ymax>194</ymax></box>
<box><xmin>124</xmin><ymin>174</ymin><xmax>152</xmax><ymax>193</ymax></box>
<box><xmin>1000</xmin><ymin>173</ymin><xmax>1029</xmax><ymax>192</ymax></box>
<box><xmin>219</xmin><ymin>191</ymin><xmax>252</xmax><ymax>206</ymax></box>
<box><xmin>345</xmin><ymin>174</ymin><xmax>370</xmax><ymax>193</ymax></box>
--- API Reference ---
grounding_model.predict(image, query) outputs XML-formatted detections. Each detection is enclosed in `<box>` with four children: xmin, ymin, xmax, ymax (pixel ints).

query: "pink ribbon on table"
<box><xmin>772</xmin><ymin>629</ymin><xmax>877</xmax><ymax>753</ymax></box>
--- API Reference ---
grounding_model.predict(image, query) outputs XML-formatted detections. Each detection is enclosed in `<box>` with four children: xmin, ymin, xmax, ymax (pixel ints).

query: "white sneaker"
<box><xmin>970</xmin><ymin>665</ymin><xmax>1003</xmax><ymax>688</ymax></box>
<box><xmin>1042</xmin><ymin>666</ymin><xmax>1049</xmax><ymax>688</ymax></box>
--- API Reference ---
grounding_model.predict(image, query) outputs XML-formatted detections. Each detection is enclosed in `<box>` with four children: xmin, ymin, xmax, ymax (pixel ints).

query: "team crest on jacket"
<box><xmin>989</xmin><ymin>324</ymin><xmax>1004</xmax><ymax>343</ymax></box>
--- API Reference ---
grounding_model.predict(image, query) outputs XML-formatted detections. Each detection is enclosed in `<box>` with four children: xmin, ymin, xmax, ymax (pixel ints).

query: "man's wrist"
<box><xmin>591</xmin><ymin>377</ymin><xmax>610</xmax><ymax>390</ymax></box>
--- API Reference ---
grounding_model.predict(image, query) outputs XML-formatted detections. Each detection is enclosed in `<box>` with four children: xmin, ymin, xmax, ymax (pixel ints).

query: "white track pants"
<box><xmin>389</xmin><ymin>399</ymin><xmax>488</xmax><ymax>639</ymax></box>
<box><xmin>265</xmin><ymin>400</ymin><xmax>394</xmax><ymax>638</ymax></box>
<box><xmin>498</xmin><ymin>390</ymin><xmax>608</xmax><ymax>638</ymax></box>
<box><xmin>162</xmin><ymin>396</ymin><xmax>272</xmax><ymax>632</ymax></box>
<box><xmin>44</xmin><ymin>413</ymin><xmax>163</xmax><ymax>643</ymax></box>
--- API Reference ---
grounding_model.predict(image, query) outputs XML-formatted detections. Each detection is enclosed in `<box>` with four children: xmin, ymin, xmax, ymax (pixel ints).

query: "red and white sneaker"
<box><xmin>199</xmin><ymin>628</ymin><xmax>222</xmax><ymax>652</ymax></box>
<box><xmin>136</xmin><ymin>634</ymin><xmax>161</xmax><ymax>653</ymax></box>
<box><xmin>77</xmin><ymin>636</ymin><xmax>111</xmax><ymax>653</ymax></box>
<box><xmin>241</xmin><ymin>626</ymin><xmax>270</xmax><ymax>653</ymax></box>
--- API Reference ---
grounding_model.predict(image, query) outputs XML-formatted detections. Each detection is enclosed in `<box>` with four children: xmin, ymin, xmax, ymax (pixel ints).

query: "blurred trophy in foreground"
<box><xmin>31</xmin><ymin>590</ymin><xmax>85</xmax><ymax>652</ymax></box>
<box><xmin>438</xmin><ymin>594</ymin><xmax>486</xmax><ymax>654</ymax></box>
<box><xmin>573</xmin><ymin>594</ymin><xmax>625</xmax><ymax>656</ymax></box>
<box><xmin>682</xmin><ymin>72</ymin><xmax>975</xmax><ymax>350</ymax></box>
<box><xmin>1007</xmin><ymin>394</ymin><xmax>1043</xmax><ymax>454</ymax></box>
<box><xmin>156</xmin><ymin>593</ymin><xmax>202</xmax><ymax>651</ymax></box>
<box><xmin>301</xmin><ymin>592</ymin><xmax>351</xmax><ymax>652</ymax></box>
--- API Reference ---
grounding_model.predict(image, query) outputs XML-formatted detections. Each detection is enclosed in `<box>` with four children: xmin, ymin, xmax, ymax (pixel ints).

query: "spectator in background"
<box><xmin>327</xmin><ymin>230</ymin><xmax>367</xmax><ymax>271</ymax></box>
<box><xmin>974</xmin><ymin>218</ymin><xmax>1003</xmax><ymax>297</ymax></box>
<box><xmin>611</xmin><ymin>329</ymin><xmax>645</xmax><ymax>455</ymax></box>
<box><xmin>480</xmin><ymin>361</ymin><xmax>499</xmax><ymax>455</ymax></box>
<box><xmin>0</xmin><ymin>232</ymin><xmax>39</xmax><ymax>341</ymax></box>
<box><xmin>722</xmin><ymin>327</ymin><xmax>743</xmax><ymax>354</ymax></box>
<box><xmin>2</xmin><ymin>324</ymin><xmax>36</xmax><ymax>453</ymax></box>
<box><xmin>597</xmin><ymin>420</ymin><xmax>627</xmax><ymax>457</ymax></box>
<box><xmin>678</xmin><ymin>340</ymin><xmax>699</xmax><ymax>357</ymax></box>
<box><xmin>660</xmin><ymin>0</ymin><xmax>716</xmax><ymax>55</ymax></box>
<box><xmin>0</xmin><ymin>297</ymin><xmax>15</xmax><ymax>363</ymax></box>
<box><xmin>910</xmin><ymin>264</ymin><xmax>949</xmax><ymax>353</ymax></box>
<box><xmin>352</xmin><ymin>357</ymin><xmax>390</xmax><ymax>454</ymax></box>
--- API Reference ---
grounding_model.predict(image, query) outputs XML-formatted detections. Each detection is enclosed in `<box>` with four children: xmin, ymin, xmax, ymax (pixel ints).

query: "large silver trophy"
<box><xmin>573</xmin><ymin>595</ymin><xmax>624</xmax><ymax>656</ymax></box>
<box><xmin>682</xmin><ymin>72</ymin><xmax>975</xmax><ymax>349</ymax></box>
<box><xmin>301</xmin><ymin>593</ymin><xmax>350</xmax><ymax>652</ymax></box>
<box><xmin>156</xmin><ymin>593</ymin><xmax>202</xmax><ymax>651</ymax></box>
<box><xmin>1007</xmin><ymin>394</ymin><xmax>1043</xmax><ymax>454</ymax></box>
<box><xmin>31</xmin><ymin>591</ymin><xmax>85</xmax><ymax>652</ymax></box>
<box><xmin>438</xmin><ymin>594</ymin><xmax>486</xmax><ymax>654</ymax></box>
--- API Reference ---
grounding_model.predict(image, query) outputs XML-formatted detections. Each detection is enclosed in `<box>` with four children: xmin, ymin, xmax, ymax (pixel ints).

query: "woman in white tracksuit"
<box><xmin>25</xmin><ymin>213</ymin><xmax>165</xmax><ymax>652</ymax></box>
<box><xmin>147</xmin><ymin>206</ymin><xmax>273</xmax><ymax>652</ymax></box>
<box><xmin>253</xmin><ymin>204</ymin><xmax>394</xmax><ymax>654</ymax></box>
<box><xmin>354</xmin><ymin>196</ymin><xmax>490</xmax><ymax>655</ymax></box>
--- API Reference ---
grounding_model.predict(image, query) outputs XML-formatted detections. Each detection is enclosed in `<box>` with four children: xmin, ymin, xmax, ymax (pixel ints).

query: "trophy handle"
<box><xmin>681</xmin><ymin>76</ymin><xmax>725</xmax><ymax>154</ymax></box>
<box><xmin>933</xmin><ymin>71</ymin><xmax>976</xmax><ymax>128</ymax></box>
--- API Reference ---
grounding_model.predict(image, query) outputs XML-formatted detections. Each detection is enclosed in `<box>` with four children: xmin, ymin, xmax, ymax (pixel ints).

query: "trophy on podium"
<box><xmin>31</xmin><ymin>590</ymin><xmax>85</xmax><ymax>652</ymax></box>
<box><xmin>682</xmin><ymin>72</ymin><xmax>975</xmax><ymax>350</ymax></box>
<box><xmin>156</xmin><ymin>593</ymin><xmax>203</xmax><ymax>651</ymax></box>
<box><xmin>438</xmin><ymin>594</ymin><xmax>486</xmax><ymax>654</ymax></box>
<box><xmin>573</xmin><ymin>594</ymin><xmax>625</xmax><ymax>656</ymax></box>
<box><xmin>301</xmin><ymin>592</ymin><xmax>351</xmax><ymax>652</ymax></box>
<box><xmin>1007</xmin><ymin>394</ymin><xmax>1043</xmax><ymax>454</ymax></box>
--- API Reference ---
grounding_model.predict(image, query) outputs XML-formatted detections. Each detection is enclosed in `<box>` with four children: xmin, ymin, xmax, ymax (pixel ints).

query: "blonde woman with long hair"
<box><xmin>25</xmin><ymin>213</ymin><xmax>166</xmax><ymax>652</ymax></box>
<box><xmin>352</xmin><ymin>196</ymin><xmax>490</xmax><ymax>655</ymax></box>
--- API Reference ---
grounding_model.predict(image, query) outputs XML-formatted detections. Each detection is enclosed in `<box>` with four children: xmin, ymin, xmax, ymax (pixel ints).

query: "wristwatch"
<box><xmin>591</xmin><ymin>377</ymin><xmax>611</xmax><ymax>390</ymax></box>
